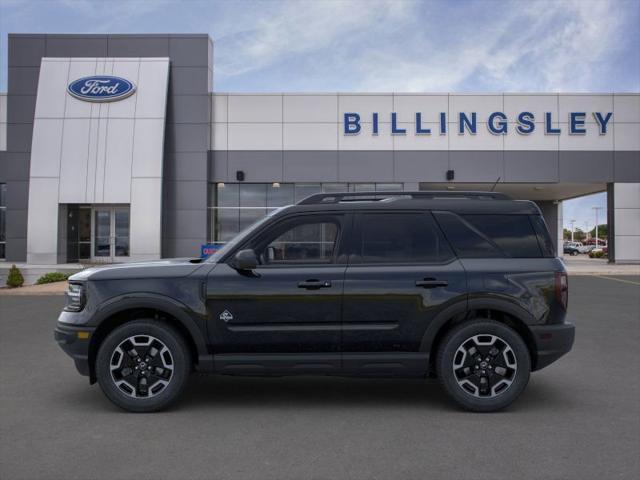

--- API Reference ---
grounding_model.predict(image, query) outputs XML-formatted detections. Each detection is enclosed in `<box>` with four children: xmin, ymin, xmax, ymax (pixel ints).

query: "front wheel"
<box><xmin>437</xmin><ymin>319</ymin><xmax>530</xmax><ymax>412</ymax></box>
<box><xmin>96</xmin><ymin>320</ymin><xmax>191</xmax><ymax>412</ymax></box>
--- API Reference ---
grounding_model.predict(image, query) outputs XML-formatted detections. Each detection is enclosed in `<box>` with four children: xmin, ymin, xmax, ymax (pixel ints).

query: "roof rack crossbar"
<box><xmin>297</xmin><ymin>191</ymin><xmax>511</xmax><ymax>205</ymax></box>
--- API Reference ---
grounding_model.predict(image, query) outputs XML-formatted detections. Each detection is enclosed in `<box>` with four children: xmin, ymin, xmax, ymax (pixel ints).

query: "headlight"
<box><xmin>64</xmin><ymin>283</ymin><xmax>86</xmax><ymax>312</ymax></box>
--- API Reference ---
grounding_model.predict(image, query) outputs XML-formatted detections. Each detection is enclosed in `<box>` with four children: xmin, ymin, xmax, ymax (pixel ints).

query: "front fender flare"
<box><xmin>89</xmin><ymin>293</ymin><xmax>209</xmax><ymax>367</ymax></box>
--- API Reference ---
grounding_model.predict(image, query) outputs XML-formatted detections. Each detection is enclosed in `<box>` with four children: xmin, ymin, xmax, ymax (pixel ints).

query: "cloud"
<box><xmin>214</xmin><ymin>0</ymin><xmax>411</xmax><ymax>79</ymax></box>
<box><xmin>213</xmin><ymin>0</ymin><xmax>637</xmax><ymax>92</ymax></box>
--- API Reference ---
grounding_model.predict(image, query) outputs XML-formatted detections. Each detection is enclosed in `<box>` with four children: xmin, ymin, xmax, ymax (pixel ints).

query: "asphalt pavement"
<box><xmin>1</xmin><ymin>276</ymin><xmax>639</xmax><ymax>480</ymax></box>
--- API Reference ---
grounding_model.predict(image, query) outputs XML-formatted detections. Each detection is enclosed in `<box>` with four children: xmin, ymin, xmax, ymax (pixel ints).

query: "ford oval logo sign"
<box><xmin>67</xmin><ymin>76</ymin><xmax>136</xmax><ymax>102</ymax></box>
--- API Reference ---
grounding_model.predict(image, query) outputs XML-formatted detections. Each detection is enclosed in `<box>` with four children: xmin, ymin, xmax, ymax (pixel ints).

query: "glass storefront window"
<box><xmin>208</xmin><ymin>182</ymin><xmax>404</xmax><ymax>243</ymax></box>
<box><xmin>267</xmin><ymin>183</ymin><xmax>294</xmax><ymax>208</ymax></box>
<box><xmin>294</xmin><ymin>183</ymin><xmax>322</xmax><ymax>203</ymax></box>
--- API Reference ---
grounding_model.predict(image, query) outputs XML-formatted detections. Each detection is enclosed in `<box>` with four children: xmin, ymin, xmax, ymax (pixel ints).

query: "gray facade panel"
<box><xmin>167</xmin><ymin>95</ymin><xmax>210</xmax><ymax>124</ymax></box>
<box><xmin>559</xmin><ymin>151</ymin><xmax>614</xmax><ymax>182</ymax></box>
<box><xmin>394</xmin><ymin>151</ymin><xmax>449</xmax><ymax>182</ymax></box>
<box><xmin>8</xmin><ymin>35</ymin><xmax>45</xmax><ymax>67</ymax></box>
<box><xmin>338</xmin><ymin>151</ymin><xmax>394</xmax><ymax>182</ymax></box>
<box><xmin>6</xmin><ymin>95</ymin><xmax>36</xmax><ymax>124</ymax></box>
<box><xmin>6</xmin><ymin>208</ymin><xmax>27</xmax><ymax>240</ymax></box>
<box><xmin>165</xmin><ymin>124</ymin><xmax>209</xmax><ymax>153</ymax></box>
<box><xmin>165</xmin><ymin>152</ymin><xmax>209</xmax><ymax>181</ymax></box>
<box><xmin>283</xmin><ymin>151</ymin><xmax>339</xmax><ymax>182</ymax></box>
<box><xmin>5</xmin><ymin>180</ymin><xmax>29</xmax><ymax>210</ymax></box>
<box><xmin>504</xmin><ymin>151</ymin><xmax>559</xmax><ymax>182</ymax></box>
<box><xmin>0</xmin><ymin>152</ymin><xmax>8</xmax><ymax>179</ymax></box>
<box><xmin>209</xmin><ymin>151</ymin><xmax>228</xmax><ymax>182</ymax></box>
<box><xmin>614</xmin><ymin>151</ymin><xmax>640</xmax><ymax>182</ymax></box>
<box><xmin>107</xmin><ymin>35</ymin><xmax>170</xmax><ymax>57</ymax></box>
<box><xmin>0</xmin><ymin>153</ymin><xmax>30</xmax><ymax>181</ymax></box>
<box><xmin>5</xmin><ymin>124</ymin><xmax>33</xmax><ymax>153</ymax></box>
<box><xmin>449</xmin><ymin>151</ymin><xmax>504</xmax><ymax>182</ymax></box>
<box><xmin>169</xmin><ymin>37</ymin><xmax>211</xmax><ymax>67</ymax></box>
<box><xmin>5</xmin><ymin>237</ymin><xmax>27</xmax><ymax>262</ymax></box>
<box><xmin>7</xmin><ymin>67</ymin><xmax>40</xmax><ymax>95</ymax></box>
<box><xmin>163</xmin><ymin>237</ymin><xmax>205</xmax><ymax>258</ymax></box>
<box><xmin>228</xmin><ymin>151</ymin><xmax>284</xmax><ymax>182</ymax></box>
<box><xmin>163</xmin><ymin>180</ymin><xmax>208</xmax><ymax>211</ymax></box>
<box><xmin>45</xmin><ymin>35</ymin><xmax>108</xmax><ymax>57</ymax></box>
<box><xmin>163</xmin><ymin>208</ymin><xmax>208</xmax><ymax>239</ymax></box>
<box><xmin>169</xmin><ymin>67</ymin><xmax>210</xmax><ymax>95</ymax></box>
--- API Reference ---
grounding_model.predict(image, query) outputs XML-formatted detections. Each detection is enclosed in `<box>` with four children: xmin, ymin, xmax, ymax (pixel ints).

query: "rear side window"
<box><xmin>461</xmin><ymin>215</ymin><xmax>543</xmax><ymax>258</ymax></box>
<box><xmin>434</xmin><ymin>212</ymin><xmax>544</xmax><ymax>258</ymax></box>
<box><xmin>433</xmin><ymin>212</ymin><xmax>503</xmax><ymax>258</ymax></box>
<box><xmin>530</xmin><ymin>215</ymin><xmax>555</xmax><ymax>257</ymax></box>
<box><xmin>357</xmin><ymin>212</ymin><xmax>454</xmax><ymax>264</ymax></box>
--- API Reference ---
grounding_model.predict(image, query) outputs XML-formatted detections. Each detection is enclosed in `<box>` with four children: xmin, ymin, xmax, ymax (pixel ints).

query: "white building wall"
<box><xmin>613</xmin><ymin>183</ymin><xmax>640</xmax><ymax>263</ymax></box>
<box><xmin>27</xmin><ymin>57</ymin><xmax>169</xmax><ymax>264</ymax></box>
<box><xmin>211</xmin><ymin>93</ymin><xmax>640</xmax><ymax>153</ymax></box>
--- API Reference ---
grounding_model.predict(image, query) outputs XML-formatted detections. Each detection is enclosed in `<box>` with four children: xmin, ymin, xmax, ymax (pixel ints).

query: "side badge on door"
<box><xmin>219</xmin><ymin>310</ymin><xmax>233</xmax><ymax>322</ymax></box>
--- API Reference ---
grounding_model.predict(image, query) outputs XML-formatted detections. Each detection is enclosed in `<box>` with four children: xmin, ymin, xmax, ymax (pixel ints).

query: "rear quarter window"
<box><xmin>434</xmin><ymin>212</ymin><xmax>544</xmax><ymax>258</ymax></box>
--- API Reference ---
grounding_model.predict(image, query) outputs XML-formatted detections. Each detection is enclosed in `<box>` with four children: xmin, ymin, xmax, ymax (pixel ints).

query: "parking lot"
<box><xmin>1</xmin><ymin>275</ymin><xmax>639</xmax><ymax>480</ymax></box>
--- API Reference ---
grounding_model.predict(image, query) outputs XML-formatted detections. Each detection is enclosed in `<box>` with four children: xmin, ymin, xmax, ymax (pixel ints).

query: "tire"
<box><xmin>96</xmin><ymin>319</ymin><xmax>191</xmax><ymax>412</ymax></box>
<box><xmin>436</xmin><ymin>319</ymin><xmax>530</xmax><ymax>412</ymax></box>
<box><xmin>572</xmin><ymin>250</ymin><xmax>579</xmax><ymax>256</ymax></box>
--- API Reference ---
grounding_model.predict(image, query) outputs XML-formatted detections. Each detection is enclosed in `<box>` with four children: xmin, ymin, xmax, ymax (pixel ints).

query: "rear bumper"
<box><xmin>530</xmin><ymin>321</ymin><xmax>575</xmax><ymax>371</ymax></box>
<box><xmin>54</xmin><ymin>323</ymin><xmax>95</xmax><ymax>377</ymax></box>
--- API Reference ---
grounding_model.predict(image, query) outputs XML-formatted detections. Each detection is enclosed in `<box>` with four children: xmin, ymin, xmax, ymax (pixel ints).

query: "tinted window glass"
<box><xmin>358</xmin><ymin>213</ymin><xmax>454</xmax><ymax>263</ymax></box>
<box><xmin>434</xmin><ymin>212</ymin><xmax>503</xmax><ymax>258</ymax></box>
<box><xmin>461</xmin><ymin>215</ymin><xmax>542</xmax><ymax>258</ymax></box>
<box><xmin>530</xmin><ymin>215</ymin><xmax>555</xmax><ymax>257</ymax></box>
<box><xmin>262</xmin><ymin>220</ymin><xmax>339</xmax><ymax>264</ymax></box>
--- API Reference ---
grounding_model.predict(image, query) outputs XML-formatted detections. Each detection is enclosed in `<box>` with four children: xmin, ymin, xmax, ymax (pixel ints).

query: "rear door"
<box><xmin>341</xmin><ymin>211</ymin><xmax>467</xmax><ymax>373</ymax></box>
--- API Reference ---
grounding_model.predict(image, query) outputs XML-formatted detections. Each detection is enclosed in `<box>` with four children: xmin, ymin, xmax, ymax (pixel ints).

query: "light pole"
<box><xmin>570</xmin><ymin>219</ymin><xmax>576</xmax><ymax>242</ymax></box>
<box><xmin>592</xmin><ymin>206</ymin><xmax>603</xmax><ymax>248</ymax></box>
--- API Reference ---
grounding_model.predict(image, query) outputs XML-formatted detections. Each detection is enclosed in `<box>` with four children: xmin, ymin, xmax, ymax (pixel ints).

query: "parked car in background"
<box><xmin>563</xmin><ymin>242</ymin><xmax>581</xmax><ymax>256</ymax></box>
<box><xmin>579</xmin><ymin>244</ymin><xmax>595</xmax><ymax>254</ymax></box>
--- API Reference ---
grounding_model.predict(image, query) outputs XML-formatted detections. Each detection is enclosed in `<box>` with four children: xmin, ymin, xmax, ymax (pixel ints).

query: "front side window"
<box><xmin>357</xmin><ymin>212</ymin><xmax>454</xmax><ymax>264</ymax></box>
<box><xmin>258</xmin><ymin>218</ymin><xmax>340</xmax><ymax>265</ymax></box>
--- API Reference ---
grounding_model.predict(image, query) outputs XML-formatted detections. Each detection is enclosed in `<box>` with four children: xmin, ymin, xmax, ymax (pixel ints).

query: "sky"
<box><xmin>1</xmin><ymin>0</ymin><xmax>638</xmax><ymax>228</ymax></box>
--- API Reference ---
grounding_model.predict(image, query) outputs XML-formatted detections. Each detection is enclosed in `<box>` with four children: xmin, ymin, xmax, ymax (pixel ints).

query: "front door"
<box><xmin>206</xmin><ymin>213</ymin><xmax>350</xmax><ymax>373</ymax></box>
<box><xmin>341</xmin><ymin>211</ymin><xmax>467</xmax><ymax>374</ymax></box>
<box><xmin>92</xmin><ymin>206</ymin><xmax>130</xmax><ymax>262</ymax></box>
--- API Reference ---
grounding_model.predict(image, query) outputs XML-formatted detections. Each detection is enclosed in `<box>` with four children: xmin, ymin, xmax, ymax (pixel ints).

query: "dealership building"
<box><xmin>0</xmin><ymin>33</ymin><xmax>638</xmax><ymax>265</ymax></box>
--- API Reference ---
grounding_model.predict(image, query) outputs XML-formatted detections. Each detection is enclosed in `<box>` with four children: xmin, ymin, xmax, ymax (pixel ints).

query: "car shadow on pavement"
<box><xmin>55</xmin><ymin>373</ymin><xmax>575</xmax><ymax>414</ymax></box>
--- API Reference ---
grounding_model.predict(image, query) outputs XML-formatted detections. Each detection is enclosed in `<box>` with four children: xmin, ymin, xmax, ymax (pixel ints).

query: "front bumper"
<box><xmin>54</xmin><ymin>322</ymin><xmax>95</xmax><ymax>377</ymax></box>
<box><xmin>530</xmin><ymin>321</ymin><xmax>575</xmax><ymax>371</ymax></box>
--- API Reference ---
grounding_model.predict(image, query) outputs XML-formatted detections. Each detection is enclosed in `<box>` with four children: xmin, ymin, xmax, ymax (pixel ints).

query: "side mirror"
<box><xmin>232</xmin><ymin>249</ymin><xmax>258</xmax><ymax>271</ymax></box>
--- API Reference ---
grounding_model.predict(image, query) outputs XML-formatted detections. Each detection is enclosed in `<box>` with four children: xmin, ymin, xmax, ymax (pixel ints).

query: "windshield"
<box><xmin>206</xmin><ymin>206</ymin><xmax>291</xmax><ymax>263</ymax></box>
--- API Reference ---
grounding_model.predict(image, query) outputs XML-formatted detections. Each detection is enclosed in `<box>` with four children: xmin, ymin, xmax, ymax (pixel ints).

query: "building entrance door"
<box><xmin>92</xmin><ymin>206</ymin><xmax>130</xmax><ymax>262</ymax></box>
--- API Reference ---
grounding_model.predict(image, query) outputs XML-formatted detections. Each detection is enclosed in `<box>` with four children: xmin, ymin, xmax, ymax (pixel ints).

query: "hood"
<box><xmin>69</xmin><ymin>258</ymin><xmax>207</xmax><ymax>282</ymax></box>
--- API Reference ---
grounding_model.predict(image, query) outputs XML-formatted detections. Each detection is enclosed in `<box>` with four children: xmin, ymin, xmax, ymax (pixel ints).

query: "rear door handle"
<box><xmin>298</xmin><ymin>279</ymin><xmax>332</xmax><ymax>290</ymax></box>
<box><xmin>415</xmin><ymin>279</ymin><xmax>448</xmax><ymax>288</ymax></box>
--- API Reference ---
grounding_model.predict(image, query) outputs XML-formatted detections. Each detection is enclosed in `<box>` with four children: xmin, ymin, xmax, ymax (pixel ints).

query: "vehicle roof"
<box><xmin>280</xmin><ymin>192</ymin><xmax>542</xmax><ymax>216</ymax></box>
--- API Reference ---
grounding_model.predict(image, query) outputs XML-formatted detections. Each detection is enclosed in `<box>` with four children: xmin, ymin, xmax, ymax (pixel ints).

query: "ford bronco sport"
<box><xmin>55</xmin><ymin>191</ymin><xmax>574</xmax><ymax>412</ymax></box>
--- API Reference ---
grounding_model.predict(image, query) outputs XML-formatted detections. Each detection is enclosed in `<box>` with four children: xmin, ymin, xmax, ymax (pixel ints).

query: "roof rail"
<box><xmin>297</xmin><ymin>191</ymin><xmax>511</xmax><ymax>205</ymax></box>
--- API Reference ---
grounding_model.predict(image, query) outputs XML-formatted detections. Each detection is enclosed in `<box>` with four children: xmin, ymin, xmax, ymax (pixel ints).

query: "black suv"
<box><xmin>55</xmin><ymin>191</ymin><xmax>574</xmax><ymax>412</ymax></box>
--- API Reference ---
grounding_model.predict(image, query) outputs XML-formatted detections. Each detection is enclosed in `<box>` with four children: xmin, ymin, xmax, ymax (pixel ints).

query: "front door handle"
<box><xmin>298</xmin><ymin>279</ymin><xmax>332</xmax><ymax>290</ymax></box>
<box><xmin>415</xmin><ymin>278</ymin><xmax>448</xmax><ymax>288</ymax></box>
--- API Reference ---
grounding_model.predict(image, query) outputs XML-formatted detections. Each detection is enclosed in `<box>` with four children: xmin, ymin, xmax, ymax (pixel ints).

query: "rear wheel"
<box><xmin>437</xmin><ymin>319</ymin><xmax>530</xmax><ymax>412</ymax></box>
<box><xmin>96</xmin><ymin>320</ymin><xmax>191</xmax><ymax>412</ymax></box>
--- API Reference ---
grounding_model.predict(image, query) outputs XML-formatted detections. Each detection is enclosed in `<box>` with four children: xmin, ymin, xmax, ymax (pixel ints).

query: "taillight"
<box><xmin>555</xmin><ymin>272</ymin><xmax>568</xmax><ymax>310</ymax></box>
